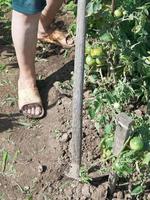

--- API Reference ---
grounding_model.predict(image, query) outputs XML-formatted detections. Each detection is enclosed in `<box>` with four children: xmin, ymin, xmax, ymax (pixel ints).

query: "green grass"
<box><xmin>0</xmin><ymin>149</ymin><xmax>20</xmax><ymax>176</ymax></box>
<box><xmin>0</xmin><ymin>64</ymin><xmax>6</xmax><ymax>72</ymax></box>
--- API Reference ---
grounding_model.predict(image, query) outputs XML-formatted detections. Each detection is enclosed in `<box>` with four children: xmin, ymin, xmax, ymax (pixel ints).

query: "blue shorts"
<box><xmin>12</xmin><ymin>0</ymin><xmax>46</xmax><ymax>15</ymax></box>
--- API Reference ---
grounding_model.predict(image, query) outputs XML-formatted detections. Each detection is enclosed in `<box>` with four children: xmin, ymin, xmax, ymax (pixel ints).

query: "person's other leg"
<box><xmin>38</xmin><ymin>0</ymin><xmax>74</xmax><ymax>48</ymax></box>
<box><xmin>38</xmin><ymin>0</ymin><xmax>64</xmax><ymax>38</ymax></box>
<box><xmin>12</xmin><ymin>11</ymin><xmax>42</xmax><ymax>116</ymax></box>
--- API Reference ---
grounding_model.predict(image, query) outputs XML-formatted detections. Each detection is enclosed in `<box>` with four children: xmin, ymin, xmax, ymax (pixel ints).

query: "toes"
<box><xmin>21</xmin><ymin>104</ymin><xmax>43</xmax><ymax>118</ymax></box>
<box><xmin>66</xmin><ymin>36</ymin><xmax>74</xmax><ymax>46</ymax></box>
<box><xmin>22</xmin><ymin>105</ymin><xmax>28</xmax><ymax>115</ymax></box>
<box><xmin>27</xmin><ymin>105</ymin><xmax>32</xmax><ymax>115</ymax></box>
<box><xmin>35</xmin><ymin>106</ymin><xmax>42</xmax><ymax>116</ymax></box>
<box><xmin>31</xmin><ymin>106</ymin><xmax>35</xmax><ymax>116</ymax></box>
<box><xmin>27</xmin><ymin>105</ymin><xmax>42</xmax><ymax>116</ymax></box>
<box><xmin>22</xmin><ymin>105</ymin><xmax>34</xmax><ymax>116</ymax></box>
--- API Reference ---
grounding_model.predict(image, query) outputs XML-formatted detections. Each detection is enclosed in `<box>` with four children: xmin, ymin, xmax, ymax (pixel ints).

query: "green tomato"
<box><xmin>96</xmin><ymin>58</ymin><xmax>105</xmax><ymax>66</ymax></box>
<box><xmin>145</xmin><ymin>57</ymin><xmax>150</xmax><ymax>64</ymax></box>
<box><xmin>90</xmin><ymin>47</ymin><xmax>104</xmax><ymax>58</ymax></box>
<box><xmin>100</xmin><ymin>33</ymin><xmax>113</xmax><ymax>42</ymax></box>
<box><xmin>123</xmin><ymin>10</ymin><xmax>127</xmax><ymax>16</ymax></box>
<box><xmin>129</xmin><ymin>137</ymin><xmax>144</xmax><ymax>151</ymax></box>
<box><xmin>114</xmin><ymin>161</ymin><xmax>123</xmax><ymax>171</ymax></box>
<box><xmin>143</xmin><ymin>152</ymin><xmax>150</xmax><ymax>165</ymax></box>
<box><xmin>85</xmin><ymin>46</ymin><xmax>91</xmax><ymax>55</ymax></box>
<box><xmin>114</xmin><ymin>9</ymin><xmax>123</xmax><ymax>18</ymax></box>
<box><xmin>86</xmin><ymin>55</ymin><xmax>96</xmax><ymax>66</ymax></box>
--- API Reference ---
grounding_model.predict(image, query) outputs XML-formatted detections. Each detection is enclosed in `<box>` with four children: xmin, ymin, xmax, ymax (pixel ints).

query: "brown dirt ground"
<box><xmin>1</xmin><ymin>10</ymin><xmax>149</xmax><ymax>200</ymax></box>
<box><xmin>0</xmin><ymin>11</ymin><xmax>109</xmax><ymax>200</ymax></box>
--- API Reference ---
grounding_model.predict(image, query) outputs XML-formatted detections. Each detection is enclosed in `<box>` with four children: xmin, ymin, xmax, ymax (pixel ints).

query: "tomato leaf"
<box><xmin>131</xmin><ymin>185</ymin><xmax>144</xmax><ymax>196</ymax></box>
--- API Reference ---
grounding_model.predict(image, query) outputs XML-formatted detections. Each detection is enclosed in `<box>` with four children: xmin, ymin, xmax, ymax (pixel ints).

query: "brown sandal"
<box><xmin>18</xmin><ymin>87</ymin><xmax>45</xmax><ymax>119</ymax></box>
<box><xmin>38</xmin><ymin>29</ymin><xmax>74</xmax><ymax>49</ymax></box>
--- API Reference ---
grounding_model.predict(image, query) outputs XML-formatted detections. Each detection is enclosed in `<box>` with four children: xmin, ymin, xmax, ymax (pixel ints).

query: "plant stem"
<box><xmin>112</xmin><ymin>0</ymin><xmax>115</xmax><ymax>14</ymax></box>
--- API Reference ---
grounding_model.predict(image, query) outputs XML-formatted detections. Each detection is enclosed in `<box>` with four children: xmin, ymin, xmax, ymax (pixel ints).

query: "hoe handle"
<box><xmin>69</xmin><ymin>0</ymin><xmax>87</xmax><ymax>179</ymax></box>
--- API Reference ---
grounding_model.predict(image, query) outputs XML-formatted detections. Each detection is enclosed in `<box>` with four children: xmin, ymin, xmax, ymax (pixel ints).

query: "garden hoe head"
<box><xmin>113</xmin><ymin>112</ymin><xmax>134</xmax><ymax>156</ymax></box>
<box><xmin>108</xmin><ymin>112</ymin><xmax>134</xmax><ymax>195</ymax></box>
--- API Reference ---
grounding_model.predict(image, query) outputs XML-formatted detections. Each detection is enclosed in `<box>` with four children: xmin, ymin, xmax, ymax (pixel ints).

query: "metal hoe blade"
<box><xmin>108</xmin><ymin>112</ymin><xmax>134</xmax><ymax>195</ymax></box>
<box><xmin>113</xmin><ymin>112</ymin><xmax>134</xmax><ymax>156</ymax></box>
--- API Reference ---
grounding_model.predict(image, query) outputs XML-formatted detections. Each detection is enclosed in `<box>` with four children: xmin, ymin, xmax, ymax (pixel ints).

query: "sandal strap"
<box><xmin>39</xmin><ymin>29</ymin><xmax>74</xmax><ymax>48</ymax></box>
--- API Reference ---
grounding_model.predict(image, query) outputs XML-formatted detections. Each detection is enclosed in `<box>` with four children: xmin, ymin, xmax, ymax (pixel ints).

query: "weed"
<box><xmin>18</xmin><ymin>118</ymin><xmax>39</xmax><ymax>129</ymax></box>
<box><xmin>0</xmin><ymin>149</ymin><xmax>20</xmax><ymax>176</ymax></box>
<box><xmin>53</xmin><ymin>129</ymin><xmax>62</xmax><ymax>139</ymax></box>
<box><xmin>79</xmin><ymin>166</ymin><xmax>92</xmax><ymax>184</ymax></box>
<box><xmin>0</xmin><ymin>64</ymin><xmax>6</xmax><ymax>72</ymax></box>
<box><xmin>0</xmin><ymin>192</ymin><xmax>6</xmax><ymax>200</ymax></box>
<box><xmin>1</xmin><ymin>150</ymin><xmax>8</xmax><ymax>172</ymax></box>
<box><xmin>1</xmin><ymin>94</ymin><xmax>17</xmax><ymax>107</ymax></box>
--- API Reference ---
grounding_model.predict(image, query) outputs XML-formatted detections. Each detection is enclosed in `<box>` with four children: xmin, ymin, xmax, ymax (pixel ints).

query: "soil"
<box><xmin>0</xmin><ymin>10</ymin><xmax>149</xmax><ymax>200</ymax></box>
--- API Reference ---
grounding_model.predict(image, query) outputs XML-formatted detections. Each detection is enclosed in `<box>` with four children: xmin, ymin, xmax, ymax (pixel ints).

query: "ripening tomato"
<box><xmin>86</xmin><ymin>55</ymin><xmax>96</xmax><ymax>66</ymax></box>
<box><xmin>90</xmin><ymin>47</ymin><xmax>104</xmax><ymax>58</ymax></box>
<box><xmin>95</xmin><ymin>58</ymin><xmax>105</xmax><ymax>66</ymax></box>
<box><xmin>85</xmin><ymin>46</ymin><xmax>91</xmax><ymax>55</ymax></box>
<box><xmin>114</xmin><ymin>9</ymin><xmax>123</xmax><ymax>18</ymax></box>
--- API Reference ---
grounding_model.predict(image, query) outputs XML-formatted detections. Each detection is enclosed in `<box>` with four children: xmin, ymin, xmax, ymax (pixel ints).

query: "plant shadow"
<box><xmin>0</xmin><ymin>113</ymin><xmax>22</xmax><ymax>133</ymax></box>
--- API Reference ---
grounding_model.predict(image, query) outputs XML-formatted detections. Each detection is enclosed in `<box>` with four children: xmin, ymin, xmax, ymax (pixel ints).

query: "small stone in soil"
<box><xmin>117</xmin><ymin>191</ymin><xmax>124</xmax><ymax>199</ymax></box>
<box><xmin>59</xmin><ymin>133</ymin><xmax>69</xmax><ymax>143</ymax></box>
<box><xmin>38</xmin><ymin>164</ymin><xmax>46</xmax><ymax>173</ymax></box>
<box><xmin>134</xmin><ymin>109</ymin><xmax>142</xmax><ymax>117</ymax></box>
<box><xmin>90</xmin><ymin>124</ymin><xmax>95</xmax><ymax>130</ymax></box>
<box><xmin>124</xmin><ymin>193</ymin><xmax>132</xmax><ymax>200</ymax></box>
<box><xmin>147</xmin><ymin>193</ymin><xmax>150</xmax><ymax>200</ymax></box>
<box><xmin>81</xmin><ymin>184</ymin><xmax>91</xmax><ymax>198</ymax></box>
<box><xmin>64</xmin><ymin>187</ymin><xmax>73</xmax><ymax>199</ymax></box>
<box><xmin>113</xmin><ymin>192</ymin><xmax>117</xmax><ymax>198</ymax></box>
<box><xmin>57</xmin><ymin>99</ymin><xmax>62</xmax><ymax>105</ymax></box>
<box><xmin>84</xmin><ymin>90</ymin><xmax>91</xmax><ymax>99</ymax></box>
<box><xmin>24</xmin><ymin>185</ymin><xmax>30</xmax><ymax>191</ymax></box>
<box><xmin>91</xmin><ymin>184</ymin><xmax>107</xmax><ymax>200</ymax></box>
<box><xmin>75</xmin><ymin>184</ymin><xmax>82</xmax><ymax>198</ymax></box>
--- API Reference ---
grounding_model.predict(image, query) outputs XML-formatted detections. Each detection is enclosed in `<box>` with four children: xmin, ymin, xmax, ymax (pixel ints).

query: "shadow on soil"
<box><xmin>0</xmin><ymin>113</ymin><xmax>21</xmax><ymax>133</ymax></box>
<box><xmin>38</xmin><ymin>59</ymin><xmax>74</xmax><ymax>112</ymax></box>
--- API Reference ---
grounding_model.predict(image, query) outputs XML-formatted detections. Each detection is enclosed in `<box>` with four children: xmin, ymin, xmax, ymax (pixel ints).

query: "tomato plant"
<box><xmin>0</xmin><ymin>0</ymin><xmax>11</xmax><ymax>18</ymax></box>
<box><xmin>83</xmin><ymin>0</ymin><xmax>150</xmax><ymax>197</ymax></box>
<box><xmin>65</xmin><ymin>0</ymin><xmax>150</xmax><ymax>197</ymax></box>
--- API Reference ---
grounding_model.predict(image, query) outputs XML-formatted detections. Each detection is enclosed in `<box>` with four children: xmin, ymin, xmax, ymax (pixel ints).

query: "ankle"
<box><xmin>38</xmin><ymin>23</ymin><xmax>50</xmax><ymax>38</ymax></box>
<box><xmin>18</xmin><ymin>75</ymin><xmax>36</xmax><ymax>89</ymax></box>
<box><xmin>38</xmin><ymin>15</ymin><xmax>53</xmax><ymax>38</ymax></box>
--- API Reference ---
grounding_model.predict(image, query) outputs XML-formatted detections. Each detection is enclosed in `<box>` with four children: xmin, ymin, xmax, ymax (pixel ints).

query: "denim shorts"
<box><xmin>12</xmin><ymin>0</ymin><xmax>46</xmax><ymax>14</ymax></box>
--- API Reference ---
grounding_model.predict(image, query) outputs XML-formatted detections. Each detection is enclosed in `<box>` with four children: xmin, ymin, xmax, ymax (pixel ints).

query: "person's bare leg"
<box><xmin>38</xmin><ymin>0</ymin><xmax>64</xmax><ymax>38</ymax></box>
<box><xmin>12</xmin><ymin>11</ymin><xmax>42</xmax><ymax>116</ymax></box>
<box><xmin>12</xmin><ymin>1</ymin><xmax>69</xmax><ymax>117</ymax></box>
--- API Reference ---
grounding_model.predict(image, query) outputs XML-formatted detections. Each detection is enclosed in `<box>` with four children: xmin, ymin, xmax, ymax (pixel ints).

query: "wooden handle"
<box><xmin>68</xmin><ymin>0</ymin><xmax>87</xmax><ymax>179</ymax></box>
